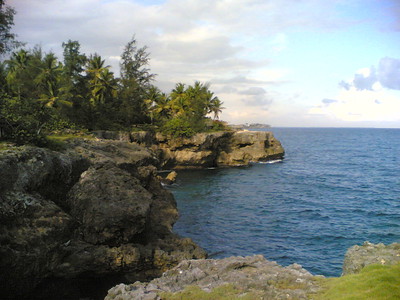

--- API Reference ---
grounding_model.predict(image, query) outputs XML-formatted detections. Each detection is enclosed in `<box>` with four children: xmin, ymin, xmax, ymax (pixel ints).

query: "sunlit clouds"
<box><xmin>11</xmin><ymin>0</ymin><xmax>400</xmax><ymax>127</ymax></box>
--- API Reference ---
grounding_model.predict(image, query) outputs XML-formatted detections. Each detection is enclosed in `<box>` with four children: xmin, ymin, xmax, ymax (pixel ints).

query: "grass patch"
<box><xmin>45</xmin><ymin>133</ymin><xmax>95</xmax><ymax>151</ymax></box>
<box><xmin>159</xmin><ymin>284</ymin><xmax>259</xmax><ymax>300</ymax></box>
<box><xmin>314</xmin><ymin>263</ymin><xmax>400</xmax><ymax>300</ymax></box>
<box><xmin>0</xmin><ymin>141</ymin><xmax>14</xmax><ymax>151</ymax></box>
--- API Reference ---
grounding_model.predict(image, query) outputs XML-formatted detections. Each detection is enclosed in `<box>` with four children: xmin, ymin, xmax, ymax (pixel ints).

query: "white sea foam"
<box><xmin>257</xmin><ymin>159</ymin><xmax>283</xmax><ymax>164</ymax></box>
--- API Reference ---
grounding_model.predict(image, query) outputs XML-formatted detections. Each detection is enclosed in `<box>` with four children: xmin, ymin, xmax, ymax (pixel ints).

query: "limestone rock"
<box><xmin>342</xmin><ymin>241</ymin><xmax>400</xmax><ymax>275</ymax></box>
<box><xmin>158</xmin><ymin>171</ymin><xmax>178</xmax><ymax>185</ymax></box>
<box><xmin>165</xmin><ymin>171</ymin><xmax>177</xmax><ymax>183</ymax></box>
<box><xmin>129</xmin><ymin>130</ymin><xmax>285</xmax><ymax>169</ymax></box>
<box><xmin>105</xmin><ymin>255</ymin><xmax>322</xmax><ymax>300</ymax></box>
<box><xmin>0</xmin><ymin>140</ymin><xmax>206</xmax><ymax>299</ymax></box>
<box><xmin>217</xmin><ymin>130</ymin><xmax>284</xmax><ymax>166</ymax></box>
<box><xmin>67</xmin><ymin>164</ymin><xmax>153</xmax><ymax>245</ymax></box>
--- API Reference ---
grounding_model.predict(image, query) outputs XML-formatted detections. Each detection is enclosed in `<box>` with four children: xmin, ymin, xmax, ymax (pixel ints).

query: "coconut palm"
<box><xmin>209</xmin><ymin>98</ymin><xmax>224</xmax><ymax>120</ymax></box>
<box><xmin>170</xmin><ymin>83</ymin><xmax>188</xmax><ymax>116</ymax></box>
<box><xmin>5</xmin><ymin>49</ymin><xmax>29</xmax><ymax>98</ymax></box>
<box><xmin>86</xmin><ymin>54</ymin><xmax>115</xmax><ymax>106</ymax></box>
<box><xmin>34</xmin><ymin>53</ymin><xmax>67</xmax><ymax>108</ymax></box>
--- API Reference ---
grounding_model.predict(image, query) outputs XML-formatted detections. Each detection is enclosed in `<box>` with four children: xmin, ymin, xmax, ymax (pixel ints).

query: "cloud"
<box><xmin>340</xmin><ymin>57</ymin><xmax>400</xmax><ymax>92</ymax></box>
<box><xmin>352</xmin><ymin>67</ymin><xmax>377</xmax><ymax>91</ymax></box>
<box><xmin>10</xmin><ymin>0</ymin><xmax>399</xmax><ymax>127</ymax></box>
<box><xmin>322</xmin><ymin>98</ymin><xmax>338</xmax><ymax>104</ymax></box>
<box><xmin>241</xmin><ymin>89</ymin><xmax>273</xmax><ymax>108</ymax></box>
<box><xmin>338</xmin><ymin>80</ymin><xmax>351</xmax><ymax>90</ymax></box>
<box><xmin>378</xmin><ymin>57</ymin><xmax>400</xmax><ymax>90</ymax></box>
<box><xmin>239</xmin><ymin>87</ymin><xmax>266</xmax><ymax>95</ymax></box>
<box><xmin>310</xmin><ymin>88</ymin><xmax>400</xmax><ymax>123</ymax></box>
<box><xmin>212</xmin><ymin>76</ymin><xmax>275</xmax><ymax>85</ymax></box>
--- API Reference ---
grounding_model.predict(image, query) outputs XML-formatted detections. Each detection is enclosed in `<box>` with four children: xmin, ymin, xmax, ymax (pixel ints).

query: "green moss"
<box><xmin>314</xmin><ymin>264</ymin><xmax>400</xmax><ymax>300</ymax></box>
<box><xmin>159</xmin><ymin>284</ymin><xmax>259</xmax><ymax>300</ymax></box>
<box><xmin>45</xmin><ymin>133</ymin><xmax>95</xmax><ymax>151</ymax></box>
<box><xmin>0</xmin><ymin>141</ymin><xmax>13</xmax><ymax>150</ymax></box>
<box><xmin>268</xmin><ymin>278</ymin><xmax>309</xmax><ymax>290</ymax></box>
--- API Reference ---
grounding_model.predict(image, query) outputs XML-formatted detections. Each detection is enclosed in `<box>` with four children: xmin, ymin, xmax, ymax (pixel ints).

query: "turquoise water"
<box><xmin>170</xmin><ymin>128</ymin><xmax>400</xmax><ymax>277</ymax></box>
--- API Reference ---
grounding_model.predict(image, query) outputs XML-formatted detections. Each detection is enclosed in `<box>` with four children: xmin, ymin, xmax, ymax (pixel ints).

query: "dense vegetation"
<box><xmin>0</xmin><ymin>1</ymin><xmax>225</xmax><ymax>146</ymax></box>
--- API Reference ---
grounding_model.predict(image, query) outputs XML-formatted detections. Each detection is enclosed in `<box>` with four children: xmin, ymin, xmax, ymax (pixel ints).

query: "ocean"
<box><xmin>169</xmin><ymin>127</ymin><xmax>400</xmax><ymax>277</ymax></box>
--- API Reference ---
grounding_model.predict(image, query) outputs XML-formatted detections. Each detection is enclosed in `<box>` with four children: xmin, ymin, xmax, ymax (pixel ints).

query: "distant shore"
<box><xmin>229</xmin><ymin>123</ymin><xmax>271</xmax><ymax>130</ymax></box>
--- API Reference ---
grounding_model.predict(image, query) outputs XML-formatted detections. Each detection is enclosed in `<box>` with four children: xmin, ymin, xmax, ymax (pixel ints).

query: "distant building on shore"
<box><xmin>229</xmin><ymin>123</ymin><xmax>271</xmax><ymax>130</ymax></box>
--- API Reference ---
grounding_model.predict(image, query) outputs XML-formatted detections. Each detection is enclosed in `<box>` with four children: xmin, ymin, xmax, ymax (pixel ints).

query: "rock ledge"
<box><xmin>105</xmin><ymin>255</ymin><xmax>322</xmax><ymax>300</ymax></box>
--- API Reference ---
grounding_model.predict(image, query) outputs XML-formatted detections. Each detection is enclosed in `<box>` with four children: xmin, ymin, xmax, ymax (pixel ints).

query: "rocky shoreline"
<box><xmin>105</xmin><ymin>241</ymin><xmax>400</xmax><ymax>300</ymax></box>
<box><xmin>0</xmin><ymin>130</ymin><xmax>283</xmax><ymax>299</ymax></box>
<box><xmin>1</xmin><ymin>131</ymin><xmax>397</xmax><ymax>299</ymax></box>
<box><xmin>94</xmin><ymin>130</ymin><xmax>285</xmax><ymax>169</ymax></box>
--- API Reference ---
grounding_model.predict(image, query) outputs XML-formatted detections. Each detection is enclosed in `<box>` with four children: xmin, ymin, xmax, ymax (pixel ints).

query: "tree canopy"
<box><xmin>0</xmin><ymin>0</ymin><xmax>21</xmax><ymax>57</ymax></box>
<box><xmin>0</xmin><ymin>5</ymin><xmax>226</xmax><ymax>146</ymax></box>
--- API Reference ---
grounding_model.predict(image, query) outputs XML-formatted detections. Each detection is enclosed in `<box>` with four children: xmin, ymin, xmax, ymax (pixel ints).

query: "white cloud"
<box><xmin>340</xmin><ymin>57</ymin><xmax>400</xmax><ymax>92</ymax></box>
<box><xmin>9</xmin><ymin>0</ymin><xmax>400</xmax><ymax>126</ymax></box>
<box><xmin>310</xmin><ymin>88</ymin><xmax>400</xmax><ymax>123</ymax></box>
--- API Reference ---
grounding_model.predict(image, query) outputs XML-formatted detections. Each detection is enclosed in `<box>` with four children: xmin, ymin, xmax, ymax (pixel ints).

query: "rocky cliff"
<box><xmin>342</xmin><ymin>241</ymin><xmax>400</xmax><ymax>275</ymax></box>
<box><xmin>0</xmin><ymin>139</ymin><xmax>206</xmax><ymax>299</ymax></box>
<box><xmin>105</xmin><ymin>255</ymin><xmax>322</xmax><ymax>300</ymax></box>
<box><xmin>106</xmin><ymin>241</ymin><xmax>400</xmax><ymax>299</ymax></box>
<box><xmin>95</xmin><ymin>130</ymin><xmax>285</xmax><ymax>169</ymax></box>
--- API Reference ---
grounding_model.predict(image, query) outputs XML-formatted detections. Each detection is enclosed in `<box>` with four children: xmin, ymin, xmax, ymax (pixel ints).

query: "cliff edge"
<box><xmin>95</xmin><ymin>130</ymin><xmax>285</xmax><ymax>169</ymax></box>
<box><xmin>0</xmin><ymin>139</ymin><xmax>206</xmax><ymax>299</ymax></box>
<box><xmin>106</xmin><ymin>242</ymin><xmax>400</xmax><ymax>299</ymax></box>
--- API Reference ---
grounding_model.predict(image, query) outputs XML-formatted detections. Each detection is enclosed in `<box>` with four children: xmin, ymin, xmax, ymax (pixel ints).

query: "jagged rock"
<box><xmin>0</xmin><ymin>139</ymin><xmax>206</xmax><ymax>299</ymax></box>
<box><xmin>342</xmin><ymin>241</ymin><xmax>400</xmax><ymax>275</ymax></box>
<box><xmin>67</xmin><ymin>163</ymin><xmax>154</xmax><ymax>245</ymax></box>
<box><xmin>216</xmin><ymin>130</ymin><xmax>284</xmax><ymax>166</ymax></box>
<box><xmin>105</xmin><ymin>255</ymin><xmax>323</xmax><ymax>300</ymax></box>
<box><xmin>158</xmin><ymin>171</ymin><xmax>178</xmax><ymax>185</ymax></box>
<box><xmin>128</xmin><ymin>130</ymin><xmax>285</xmax><ymax>169</ymax></box>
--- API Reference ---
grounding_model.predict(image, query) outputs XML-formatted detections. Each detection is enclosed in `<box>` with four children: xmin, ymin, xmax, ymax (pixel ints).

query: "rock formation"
<box><xmin>0</xmin><ymin>130</ymin><xmax>284</xmax><ymax>299</ymax></box>
<box><xmin>105</xmin><ymin>255</ymin><xmax>322</xmax><ymax>300</ymax></box>
<box><xmin>106</xmin><ymin>241</ymin><xmax>400</xmax><ymax>300</ymax></box>
<box><xmin>342</xmin><ymin>241</ymin><xmax>400</xmax><ymax>275</ymax></box>
<box><xmin>0</xmin><ymin>139</ymin><xmax>206</xmax><ymax>299</ymax></box>
<box><xmin>95</xmin><ymin>130</ymin><xmax>285</xmax><ymax>169</ymax></box>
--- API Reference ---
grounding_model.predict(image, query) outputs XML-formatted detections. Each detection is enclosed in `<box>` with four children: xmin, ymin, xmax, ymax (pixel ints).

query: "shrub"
<box><xmin>162</xmin><ymin>117</ymin><xmax>195</xmax><ymax>138</ymax></box>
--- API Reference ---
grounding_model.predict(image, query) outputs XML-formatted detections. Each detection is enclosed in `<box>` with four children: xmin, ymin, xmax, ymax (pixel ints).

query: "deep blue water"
<box><xmin>169</xmin><ymin>128</ymin><xmax>400</xmax><ymax>277</ymax></box>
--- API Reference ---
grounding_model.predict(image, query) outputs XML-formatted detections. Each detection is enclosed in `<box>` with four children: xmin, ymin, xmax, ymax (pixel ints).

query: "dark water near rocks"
<box><xmin>170</xmin><ymin>128</ymin><xmax>400</xmax><ymax>277</ymax></box>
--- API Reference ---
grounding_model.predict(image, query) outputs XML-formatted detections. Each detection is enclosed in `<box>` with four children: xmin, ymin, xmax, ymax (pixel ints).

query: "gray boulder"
<box><xmin>105</xmin><ymin>255</ymin><xmax>322</xmax><ymax>300</ymax></box>
<box><xmin>0</xmin><ymin>139</ymin><xmax>206</xmax><ymax>299</ymax></box>
<box><xmin>342</xmin><ymin>241</ymin><xmax>400</xmax><ymax>275</ymax></box>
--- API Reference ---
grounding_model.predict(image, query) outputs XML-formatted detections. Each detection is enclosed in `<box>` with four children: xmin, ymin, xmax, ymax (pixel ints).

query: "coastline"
<box><xmin>0</xmin><ymin>130</ymin><xmax>283</xmax><ymax>299</ymax></box>
<box><xmin>1</xmin><ymin>130</ymin><xmax>398</xmax><ymax>299</ymax></box>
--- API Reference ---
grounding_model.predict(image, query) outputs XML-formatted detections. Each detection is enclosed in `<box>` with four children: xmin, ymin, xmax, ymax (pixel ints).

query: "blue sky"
<box><xmin>10</xmin><ymin>0</ymin><xmax>400</xmax><ymax>127</ymax></box>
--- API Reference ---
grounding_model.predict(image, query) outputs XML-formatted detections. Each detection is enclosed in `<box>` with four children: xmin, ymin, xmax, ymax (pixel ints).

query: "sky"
<box><xmin>9</xmin><ymin>0</ymin><xmax>400</xmax><ymax>127</ymax></box>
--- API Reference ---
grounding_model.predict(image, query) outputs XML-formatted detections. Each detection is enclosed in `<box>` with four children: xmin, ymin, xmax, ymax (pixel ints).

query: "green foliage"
<box><xmin>314</xmin><ymin>263</ymin><xmax>400</xmax><ymax>300</ymax></box>
<box><xmin>162</xmin><ymin>116</ymin><xmax>195</xmax><ymax>138</ymax></box>
<box><xmin>118</xmin><ymin>36</ymin><xmax>155</xmax><ymax>125</ymax></box>
<box><xmin>208</xmin><ymin>119</ymin><xmax>230</xmax><ymax>132</ymax></box>
<box><xmin>45</xmin><ymin>132</ymin><xmax>95</xmax><ymax>151</ymax></box>
<box><xmin>0</xmin><ymin>3</ymin><xmax>226</xmax><ymax>145</ymax></box>
<box><xmin>1</xmin><ymin>95</ymin><xmax>51</xmax><ymax>145</ymax></box>
<box><xmin>0</xmin><ymin>0</ymin><xmax>21</xmax><ymax>57</ymax></box>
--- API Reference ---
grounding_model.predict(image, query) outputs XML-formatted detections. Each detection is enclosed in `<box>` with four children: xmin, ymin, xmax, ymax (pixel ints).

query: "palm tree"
<box><xmin>209</xmin><ymin>98</ymin><xmax>224</xmax><ymax>120</ymax></box>
<box><xmin>86</xmin><ymin>54</ymin><xmax>114</xmax><ymax>106</ymax></box>
<box><xmin>170</xmin><ymin>83</ymin><xmax>188</xmax><ymax>116</ymax></box>
<box><xmin>144</xmin><ymin>86</ymin><xmax>171</xmax><ymax>123</ymax></box>
<box><xmin>35</xmin><ymin>53</ymin><xmax>66</xmax><ymax>108</ymax></box>
<box><xmin>5</xmin><ymin>49</ymin><xmax>29</xmax><ymax>98</ymax></box>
